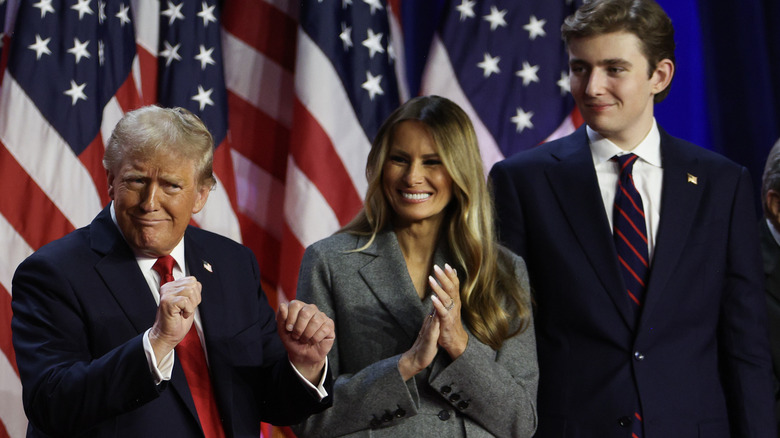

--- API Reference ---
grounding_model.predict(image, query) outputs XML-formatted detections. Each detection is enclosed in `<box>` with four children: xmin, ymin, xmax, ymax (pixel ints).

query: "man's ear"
<box><xmin>651</xmin><ymin>58</ymin><xmax>674</xmax><ymax>96</ymax></box>
<box><xmin>191</xmin><ymin>184</ymin><xmax>211</xmax><ymax>214</ymax></box>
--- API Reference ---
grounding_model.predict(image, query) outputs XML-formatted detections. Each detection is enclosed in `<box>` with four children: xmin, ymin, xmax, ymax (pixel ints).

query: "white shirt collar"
<box><xmin>588</xmin><ymin>119</ymin><xmax>662</xmax><ymax>168</ymax></box>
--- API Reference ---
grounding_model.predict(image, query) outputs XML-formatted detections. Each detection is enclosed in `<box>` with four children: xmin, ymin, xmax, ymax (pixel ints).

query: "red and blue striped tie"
<box><xmin>612</xmin><ymin>153</ymin><xmax>648</xmax><ymax>438</ymax></box>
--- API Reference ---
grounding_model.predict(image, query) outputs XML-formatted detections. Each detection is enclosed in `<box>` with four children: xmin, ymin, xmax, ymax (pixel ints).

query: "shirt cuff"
<box><xmin>289</xmin><ymin>358</ymin><xmax>330</xmax><ymax>400</ymax></box>
<box><xmin>143</xmin><ymin>329</ymin><xmax>175</xmax><ymax>385</ymax></box>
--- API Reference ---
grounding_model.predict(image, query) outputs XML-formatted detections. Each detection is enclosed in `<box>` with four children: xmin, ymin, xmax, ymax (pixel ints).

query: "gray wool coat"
<box><xmin>291</xmin><ymin>230</ymin><xmax>538</xmax><ymax>438</ymax></box>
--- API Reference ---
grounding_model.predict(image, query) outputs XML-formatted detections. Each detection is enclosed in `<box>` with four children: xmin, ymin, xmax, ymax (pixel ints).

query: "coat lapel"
<box><xmin>545</xmin><ymin>131</ymin><xmax>634</xmax><ymax>329</ymax></box>
<box><xmin>357</xmin><ymin>231</ymin><xmax>432</xmax><ymax>341</ymax></box>
<box><xmin>639</xmin><ymin>131</ymin><xmax>703</xmax><ymax>327</ymax></box>
<box><xmin>91</xmin><ymin>207</ymin><xmax>159</xmax><ymax>333</ymax></box>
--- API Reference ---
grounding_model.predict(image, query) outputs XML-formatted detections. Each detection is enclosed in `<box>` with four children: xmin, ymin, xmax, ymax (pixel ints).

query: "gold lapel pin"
<box><xmin>203</xmin><ymin>261</ymin><xmax>213</xmax><ymax>273</ymax></box>
<box><xmin>687</xmin><ymin>173</ymin><xmax>698</xmax><ymax>185</ymax></box>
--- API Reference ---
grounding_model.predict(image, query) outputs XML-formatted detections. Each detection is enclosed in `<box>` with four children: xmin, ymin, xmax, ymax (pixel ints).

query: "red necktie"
<box><xmin>612</xmin><ymin>154</ymin><xmax>647</xmax><ymax>438</ymax></box>
<box><xmin>153</xmin><ymin>256</ymin><xmax>225</xmax><ymax>438</ymax></box>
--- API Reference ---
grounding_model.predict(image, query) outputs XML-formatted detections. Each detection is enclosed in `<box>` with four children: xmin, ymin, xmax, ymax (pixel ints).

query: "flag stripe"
<box><xmin>227</xmin><ymin>91</ymin><xmax>289</xmax><ymax>180</ymax></box>
<box><xmin>231</xmin><ymin>149</ymin><xmax>286</xmax><ymax>241</ymax></box>
<box><xmin>222</xmin><ymin>0</ymin><xmax>297</xmax><ymax>72</ymax></box>
<box><xmin>290</xmin><ymin>98</ymin><xmax>364</xmax><ymax>226</ymax></box>
<box><xmin>0</xmin><ymin>142</ymin><xmax>75</xmax><ymax>250</ymax></box>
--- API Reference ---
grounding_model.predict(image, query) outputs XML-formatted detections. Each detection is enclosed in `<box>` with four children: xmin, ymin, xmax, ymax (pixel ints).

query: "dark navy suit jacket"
<box><xmin>489</xmin><ymin>126</ymin><xmax>775</xmax><ymax>437</ymax></box>
<box><xmin>12</xmin><ymin>206</ymin><xmax>331</xmax><ymax>437</ymax></box>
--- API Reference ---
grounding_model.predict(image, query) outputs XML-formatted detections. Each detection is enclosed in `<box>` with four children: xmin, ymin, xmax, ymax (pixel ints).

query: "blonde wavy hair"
<box><xmin>341</xmin><ymin>95</ymin><xmax>531</xmax><ymax>349</ymax></box>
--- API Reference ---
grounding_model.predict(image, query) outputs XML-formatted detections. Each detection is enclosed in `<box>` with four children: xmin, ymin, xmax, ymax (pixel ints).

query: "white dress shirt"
<box><xmin>589</xmin><ymin>120</ymin><xmax>664</xmax><ymax>262</ymax></box>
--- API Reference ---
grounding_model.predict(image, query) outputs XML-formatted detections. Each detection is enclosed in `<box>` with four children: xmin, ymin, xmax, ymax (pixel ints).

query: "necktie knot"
<box><xmin>152</xmin><ymin>255</ymin><xmax>176</xmax><ymax>286</ymax></box>
<box><xmin>614</xmin><ymin>153</ymin><xmax>639</xmax><ymax>176</ymax></box>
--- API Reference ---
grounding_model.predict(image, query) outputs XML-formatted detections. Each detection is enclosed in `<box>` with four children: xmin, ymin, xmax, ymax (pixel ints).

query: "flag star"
<box><xmin>194</xmin><ymin>45</ymin><xmax>216</xmax><ymax>70</ymax></box>
<box><xmin>515</xmin><ymin>61</ymin><xmax>540</xmax><ymax>86</ymax></box>
<box><xmin>339</xmin><ymin>22</ymin><xmax>353</xmax><ymax>50</ymax></box>
<box><xmin>456</xmin><ymin>0</ymin><xmax>476</xmax><ymax>21</ymax></box>
<box><xmin>363</xmin><ymin>0</ymin><xmax>383</xmax><ymax>15</ymax></box>
<box><xmin>361</xmin><ymin>71</ymin><xmax>384</xmax><ymax>100</ymax></box>
<box><xmin>64</xmin><ymin>80</ymin><xmax>88</xmax><ymax>106</ymax></box>
<box><xmin>483</xmin><ymin>6</ymin><xmax>507</xmax><ymax>31</ymax></box>
<box><xmin>524</xmin><ymin>15</ymin><xmax>547</xmax><ymax>40</ymax></box>
<box><xmin>362</xmin><ymin>28</ymin><xmax>385</xmax><ymax>59</ymax></box>
<box><xmin>557</xmin><ymin>71</ymin><xmax>571</xmax><ymax>94</ymax></box>
<box><xmin>192</xmin><ymin>85</ymin><xmax>214</xmax><ymax>110</ymax></box>
<box><xmin>511</xmin><ymin>107</ymin><xmax>535</xmax><ymax>133</ymax></box>
<box><xmin>160</xmin><ymin>41</ymin><xmax>182</xmax><ymax>66</ymax></box>
<box><xmin>116</xmin><ymin>3</ymin><xmax>131</xmax><ymax>26</ymax></box>
<box><xmin>28</xmin><ymin>34</ymin><xmax>52</xmax><ymax>60</ymax></box>
<box><xmin>67</xmin><ymin>38</ymin><xmax>91</xmax><ymax>64</ymax></box>
<box><xmin>98</xmin><ymin>1</ymin><xmax>106</xmax><ymax>23</ymax></box>
<box><xmin>33</xmin><ymin>0</ymin><xmax>55</xmax><ymax>18</ymax></box>
<box><xmin>198</xmin><ymin>2</ymin><xmax>217</xmax><ymax>27</ymax></box>
<box><xmin>71</xmin><ymin>0</ymin><xmax>94</xmax><ymax>20</ymax></box>
<box><xmin>161</xmin><ymin>1</ymin><xmax>185</xmax><ymax>25</ymax></box>
<box><xmin>477</xmin><ymin>53</ymin><xmax>501</xmax><ymax>78</ymax></box>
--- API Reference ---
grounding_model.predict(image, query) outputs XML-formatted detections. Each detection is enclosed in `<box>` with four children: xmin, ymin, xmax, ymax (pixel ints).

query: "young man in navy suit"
<box><xmin>490</xmin><ymin>0</ymin><xmax>776</xmax><ymax>436</ymax></box>
<box><xmin>12</xmin><ymin>106</ymin><xmax>335</xmax><ymax>437</ymax></box>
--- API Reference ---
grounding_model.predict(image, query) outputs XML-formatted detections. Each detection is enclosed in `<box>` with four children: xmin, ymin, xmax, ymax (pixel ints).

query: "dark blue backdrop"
<box><xmin>402</xmin><ymin>0</ymin><xmax>780</xmax><ymax>212</ymax></box>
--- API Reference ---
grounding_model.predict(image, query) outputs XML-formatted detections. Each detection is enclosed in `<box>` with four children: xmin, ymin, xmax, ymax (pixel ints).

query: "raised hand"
<box><xmin>429</xmin><ymin>264</ymin><xmax>469</xmax><ymax>359</ymax></box>
<box><xmin>277</xmin><ymin>300</ymin><xmax>335</xmax><ymax>384</ymax></box>
<box><xmin>398</xmin><ymin>307</ymin><xmax>441</xmax><ymax>381</ymax></box>
<box><xmin>148</xmin><ymin>276</ymin><xmax>202</xmax><ymax>363</ymax></box>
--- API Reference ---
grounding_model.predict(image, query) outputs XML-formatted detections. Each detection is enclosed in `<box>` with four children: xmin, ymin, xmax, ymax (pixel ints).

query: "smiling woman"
<box><xmin>292</xmin><ymin>95</ymin><xmax>539</xmax><ymax>438</ymax></box>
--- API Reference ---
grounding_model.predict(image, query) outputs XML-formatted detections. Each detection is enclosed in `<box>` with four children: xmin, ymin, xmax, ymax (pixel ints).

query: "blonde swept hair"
<box><xmin>103</xmin><ymin>105</ymin><xmax>217</xmax><ymax>190</ymax></box>
<box><xmin>341</xmin><ymin>95</ymin><xmax>531</xmax><ymax>349</ymax></box>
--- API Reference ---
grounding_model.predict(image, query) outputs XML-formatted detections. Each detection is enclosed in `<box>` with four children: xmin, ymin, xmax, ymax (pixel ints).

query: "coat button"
<box><xmin>634</xmin><ymin>351</ymin><xmax>645</xmax><ymax>361</ymax></box>
<box><xmin>457</xmin><ymin>401</ymin><xmax>469</xmax><ymax>410</ymax></box>
<box><xmin>441</xmin><ymin>385</ymin><xmax>452</xmax><ymax>394</ymax></box>
<box><xmin>369</xmin><ymin>417</ymin><xmax>381</xmax><ymax>428</ymax></box>
<box><xmin>394</xmin><ymin>407</ymin><xmax>406</xmax><ymax>418</ymax></box>
<box><xmin>618</xmin><ymin>416</ymin><xmax>632</xmax><ymax>427</ymax></box>
<box><xmin>438</xmin><ymin>410</ymin><xmax>451</xmax><ymax>421</ymax></box>
<box><xmin>382</xmin><ymin>410</ymin><xmax>393</xmax><ymax>422</ymax></box>
<box><xmin>449</xmin><ymin>393</ymin><xmax>461</xmax><ymax>402</ymax></box>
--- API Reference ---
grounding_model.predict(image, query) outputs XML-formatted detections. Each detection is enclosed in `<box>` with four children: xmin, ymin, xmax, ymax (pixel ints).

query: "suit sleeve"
<box><xmin>489</xmin><ymin>161</ymin><xmax>528</xmax><ymax>257</ymax></box>
<box><xmin>427</xmin><ymin>252</ymin><xmax>538</xmax><ymax>437</ymax></box>
<box><xmin>719</xmin><ymin>167</ymin><xmax>777</xmax><ymax>436</ymax></box>
<box><xmin>235</xmin><ymin>246</ymin><xmax>333</xmax><ymax>426</ymax></box>
<box><xmin>291</xmin><ymin>243</ymin><xmax>423</xmax><ymax>437</ymax></box>
<box><xmin>11</xmin><ymin>254</ymin><xmax>162</xmax><ymax>436</ymax></box>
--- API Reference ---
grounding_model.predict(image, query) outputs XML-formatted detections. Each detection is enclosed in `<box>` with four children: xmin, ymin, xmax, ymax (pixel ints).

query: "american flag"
<box><xmin>421</xmin><ymin>0</ymin><xmax>582</xmax><ymax>172</ymax></box>
<box><xmin>0</xmin><ymin>0</ymin><xmax>579</xmax><ymax>436</ymax></box>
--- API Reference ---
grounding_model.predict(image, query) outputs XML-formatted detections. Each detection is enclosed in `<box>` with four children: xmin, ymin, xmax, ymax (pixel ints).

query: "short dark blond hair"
<box><xmin>103</xmin><ymin>106</ymin><xmax>217</xmax><ymax>189</ymax></box>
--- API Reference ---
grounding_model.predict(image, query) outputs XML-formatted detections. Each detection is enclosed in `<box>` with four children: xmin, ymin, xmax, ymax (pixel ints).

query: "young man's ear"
<box><xmin>650</xmin><ymin>59</ymin><xmax>674</xmax><ymax>96</ymax></box>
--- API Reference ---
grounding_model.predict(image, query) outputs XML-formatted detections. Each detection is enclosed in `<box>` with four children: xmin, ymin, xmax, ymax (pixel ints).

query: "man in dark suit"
<box><xmin>489</xmin><ymin>0</ymin><xmax>775</xmax><ymax>436</ymax></box>
<box><xmin>761</xmin><ymin>137</ymin><xmax>780</xmax><ymax>433</ymax></box>
<box><xmin>12</xmin><ymin>106</ymin><xmax>335</xmax><ymax>437</ymax></box>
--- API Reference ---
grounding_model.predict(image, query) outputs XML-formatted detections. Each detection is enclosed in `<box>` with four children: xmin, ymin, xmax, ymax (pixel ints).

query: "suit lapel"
<box><xmin>358</xmin><ymin>231</ymin><xmax>430</xmax><ymax>341</ymax></box>
<box><xmin>91</xmin><ymin>207</ymin><xmax>159</xmax><ymax>333</ymax></box>
<box><xmin>639</xmin><ymin>132</ymin><xmax>702</xmax><ymax>326</ymax></box>
<box><xmin>545</xmin><ymin>131</ymin><xmax>634</xmax><ymax>329</ymax></box>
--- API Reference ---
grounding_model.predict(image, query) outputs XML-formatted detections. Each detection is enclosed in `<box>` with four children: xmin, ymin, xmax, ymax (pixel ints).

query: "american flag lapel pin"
<box><xmin>203</xmin><ymin>261</ymin><xmax>213</xmax><ymax>273</ymax></box>
<box><xmin>687</xmin><ymin>173</ymin><xmax>698</xmax><ymax>185</ymax></box>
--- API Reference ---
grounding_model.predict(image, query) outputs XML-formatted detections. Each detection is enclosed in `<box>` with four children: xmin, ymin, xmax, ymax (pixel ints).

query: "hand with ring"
<box><xmin>428</xmin><ymin>263</ymin><xmax>469</xmax><ymax>359</ymax></box>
